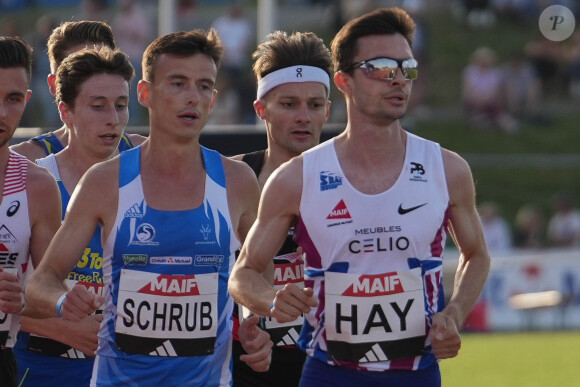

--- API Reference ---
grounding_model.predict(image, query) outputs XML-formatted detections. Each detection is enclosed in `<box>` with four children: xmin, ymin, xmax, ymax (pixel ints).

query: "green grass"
<box><xmin>440</xmin><ymin>332</ymin><xmax>580</xmax><ymax>386</ymax></box>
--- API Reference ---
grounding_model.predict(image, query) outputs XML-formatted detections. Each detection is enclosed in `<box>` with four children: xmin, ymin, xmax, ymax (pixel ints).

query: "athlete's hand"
<box><xmin>0</xmin><ymin>268</ymin><xmax>24</xmax><ymax>315</ymax></box>
<box><xmin>59</xmin><ymin>284</ymin><xmax>104</xmax><ymax>322</ymax></box>
<box><xmin>239</xmin><ymin>314</ymin><xmax>272</xmax><ymax>372</ymax></box>
<box><xmin>430</xmin><ymin>312</ymin><xmax>461</xmax><ymax>359</ymax></box>
<box><xmin>270</xmin><ymin>284</ymin><xmax>317</xmax><ymax>323</ymax></box>
<box><xmin>59</xmin><ymin>314</ymin><xmax>103</xmax><ymax>356</ymax></box>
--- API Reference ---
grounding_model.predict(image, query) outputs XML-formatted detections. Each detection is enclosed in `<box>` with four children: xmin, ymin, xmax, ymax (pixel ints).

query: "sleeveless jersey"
<box><xmin>92</xmin><ymin>146</ymin><xmax>239</xmax><ymax>386</ymax></box>
<box><xmin>238</xmin><ymin>150</ymin><xmax>304</xmax><ymax>347</ymax></box>
<box><xmin>31</xmin><ymin>131</ymin><xmax>135</xmax><ymax>155</ymax></box>
<box><xmin>0</xmin><ymin>151</ymin><xmax>32</xmax><ymax>349</ymax></box>
<box><xmin>295</xmin><ymin>133</ymin><xmax>450</xmax><ymax>372</ymax></box>
<box><xmin>15</xmin><ymin>154</ymin><xmax>104</xmax><ymax>386</ymax></box>
<box><xmin>232</xmin><ymin>150</ymin><xmax>306</xmax><ymax>387</ymax></box>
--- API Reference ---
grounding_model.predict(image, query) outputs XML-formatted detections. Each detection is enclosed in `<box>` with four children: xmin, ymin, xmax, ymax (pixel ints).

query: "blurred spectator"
<box><xmin>402</xmin><ymin>0</ymin><xmax>429</xmax><ymax>118</ymax></box>
<box><xmin>211</xmin><ymin>2</ymin><xmax>256</xmax><ymax>124</ymax></box>
<box><xmin>479</xmin><ymin>201</ymin><xmax>513</xmax><ymax>253</ymax></box>
<box><xmin>0</xmin><ymin>16</ymin><xmax>21</xmax><ymax>36</ymax></box>
<box><xmin>546</xmin><ymin>191</ymin><xmax>580</xmax><ymax>247</ymax></box>
<box><xmin>513</xmin><ymin>203</ymin><xmax>546</xmax><ymax>249</ymax></box>
<box><xmin>25</xmin><ymin>12</ymin><xmax>61</xmax><ymax>128</ymax></box>
<box><xmin>491</xmin><ymin>0</ymin><xmax>538</xmax><ymax>22</ymax></box>
<box><xmin>339</xmin><ymin>0</ymin><xmax>379</xmax><ymax>24</ymax></box>
<box><xmin>566</xmin><ymin>31</ymin><xmax>580</xmax><ymax>98</ymax></box>
<box><xmin>462</xmin><ymin>46</ymin><xmax>518</xmax><ymax>133</ymax></box>
<box><xmin>502</xmin><ymin>51</ymin><xmax>541</xmax><ymax>121</ymax></box>
<box><xmin>112</xmin><ymin>0</ymin><xmax>151</xmax><ymax>125</ymax></box>
<box><xmin>176</xmin><ymin>0</ymin><xmax>203</xmax><ymax>31</ymax></box>
<box><xmin>525</xmin><ymin>36</ymin><xmax>568</xmax><ymax>99</ymax></box>
<box><xmin>79</xmin><ymin>0</ymin><xmax>110</xmax><ymax>22</ymax></box>
<box><xmin>455</xmin><ymin>0</ymin><xmax>497</xmax><ymax>28</ymax></box>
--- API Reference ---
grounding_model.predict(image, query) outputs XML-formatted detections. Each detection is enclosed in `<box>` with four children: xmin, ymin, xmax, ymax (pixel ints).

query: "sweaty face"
<box><xmin>0</xmin><ymin>67</ymin><xmax>30</xmax><ymax>148</ymax></box>
<box><xmin>260</xmin><ymin>81</ymin><xmax>329</xmax><ymax>156</ymax></box>
<box><xmin>62</xmin><ymin>73</ymin><xmax>129</xmax><ymax>159</ymax></box>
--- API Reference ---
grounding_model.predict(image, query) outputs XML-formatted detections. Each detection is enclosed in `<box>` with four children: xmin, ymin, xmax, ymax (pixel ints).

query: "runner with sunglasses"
<box><xmin>229</xmin><ymin>7</ymin><xmax>490</xmax><ymax>387</ymax></box>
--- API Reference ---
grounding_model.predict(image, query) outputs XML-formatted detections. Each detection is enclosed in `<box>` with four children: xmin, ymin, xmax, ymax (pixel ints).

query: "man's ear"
<box><xmin>26</xmin><ymin>90</ymin><xmax>32</xmax><ymax>103</ymax></box>
<box><xmin>47</xmin><ymin>74</ymin><xmax>57</xmax><ymax>96</ymax></box>
<box><xmin>253</xmin><ymin>100</ymin><xmax>266</xmax><ymax>120</ymax></box>
<box><xmin>58</xmin><ymin>101</ymin><xmax>71</xmax><ymax>126</ymax></box>
<box><xmin>137</xmin><ymin>80</ymin><xmax>150</xmax><ymax>108</ymax></box>
<box><xmin>333</xmin><ymin>71</ymin><xmax>350</xmax><ymax>95</ymax></box>
<box><xmin>208</xmin><ymin>89</ymin><xmax>218</xmax><ymax>113</ymax></box>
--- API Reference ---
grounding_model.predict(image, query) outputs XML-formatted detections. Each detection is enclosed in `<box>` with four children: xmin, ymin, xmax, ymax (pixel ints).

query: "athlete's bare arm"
<box><xmin>430</xmin><ymin>149</ymin><xmax>490</xmax><ymax>360</ymax></box>
<box><xmin>20</xmin><ymin>314</ymin><xmax>101</xmax><ymax>356</ymax></box>
<box><xmin>25</xmin><ymin>160</ymin><xmax>119</xmax><ymax>320</ymax></box>
<box><xmin>229</xmin><ymin>156</ymin><xmax>318</xmax><ymax>322</ymax></box>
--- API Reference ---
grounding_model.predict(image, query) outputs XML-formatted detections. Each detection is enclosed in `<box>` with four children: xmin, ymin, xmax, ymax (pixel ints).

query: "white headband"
<box><xmin>256</xmin><ymin>65</ymin><xmax>330</xmax><ymax>100</ymax></box>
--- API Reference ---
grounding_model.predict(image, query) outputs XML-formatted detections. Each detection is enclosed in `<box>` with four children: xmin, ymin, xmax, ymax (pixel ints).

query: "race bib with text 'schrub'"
<box><xmin>115</xmin><ymin>269</ymin><xmax>218</xmax><ymax>357</ymax></box>
<box><xmin>325</xmin><ymin>268</ymin><xmax>426</xmax><ymax>364</ymax></box>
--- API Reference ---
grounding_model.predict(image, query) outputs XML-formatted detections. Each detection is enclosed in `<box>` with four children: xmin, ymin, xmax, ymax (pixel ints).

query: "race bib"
<box><xmin>115</xmin><ymin>269</ymin><xmax>218</xmax><ymax>357</ymax></box>
<box><xmin>325</xmin><ymin>268</ymin><xmax>426</xmax><ymax>363</ymax></box>
<box><xmin>241</xmin><ymin>252</ymin><xmax>305</xmax><ymax>347</ymax></box>
<box><xmin>0</xmin><ymin>268</ymin><xmax>16</xmax><ymax>347</ymax></box>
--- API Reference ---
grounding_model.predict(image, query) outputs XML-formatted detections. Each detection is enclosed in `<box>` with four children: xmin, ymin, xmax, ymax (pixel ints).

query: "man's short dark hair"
<box><xmin>331</xmin><ymin>7</ymin><xmax>416</xmax><ymax>74</ymax></box>
<box><xmin>56</xmin><ymin>46</ymin><xmax>135</xmax><ymax>108</ymax></box>
<box><xmin>47</xmin><ymin>20</ymin><xmax>116</xmax><ymax>74</ymax></box>
<box><xmin>142</xmin><ymin>29</ymin><xmax>223</xmax><ymax>83</ymax></box>
<box><xmin>252</xmin><ymin>31</ymin><xmax>333</xmax><ymax>80</ymax></box>
<box><xmin>0</xmin><ymin>36</ymin><xmax>33</xmax><ymax>81</ymax></box>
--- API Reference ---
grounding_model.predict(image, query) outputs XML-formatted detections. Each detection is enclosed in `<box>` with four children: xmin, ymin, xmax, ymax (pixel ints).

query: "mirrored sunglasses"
<box><xmin>345</xmin><ymin>57</ymin><xmax>419</xmax><ymax>81</ymax></box>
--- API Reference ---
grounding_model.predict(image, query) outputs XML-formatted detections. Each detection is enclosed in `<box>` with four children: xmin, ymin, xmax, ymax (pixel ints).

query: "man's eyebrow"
<box><xmin>8</xmin><ymin>91</ymin><xmax>27</xmax><ymax>99</ymax></box>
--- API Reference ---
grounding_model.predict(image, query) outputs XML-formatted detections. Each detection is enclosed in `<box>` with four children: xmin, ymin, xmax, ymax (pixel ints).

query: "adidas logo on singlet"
<box><xmin>124</xmin><ymin>203</ymin><xmax>143</xmax><ymax>218</ymax></box>
<box><xmin>359</xmin><ymin>343</ymin><xmax>388</xmax><ymax>363</ymax></box>
<box><xmin>63</xmin><ymin>348</ymin><xmax>86</xmax><ymax>359</ymax></box>
<box><xmin>276</xmin><ymin>327</ymin><xmax>300</xmax><ymax>346</ymax></box>
<box><xmin>149</xmin><ymin>340</ymin><xmax>178</xmax><ymax>357</ymax></box>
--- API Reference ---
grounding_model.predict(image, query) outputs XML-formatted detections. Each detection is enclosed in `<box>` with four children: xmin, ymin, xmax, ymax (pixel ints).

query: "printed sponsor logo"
<box><xmin>327</xmin><ymin>199</ymin><xmax>351</xmax><ymax>220</ymax></box>
<box><xmin>6</xmin><ymin>201</ymin><xmax>19</xmax><ymax>217</ymax></box>
<box><xmin>409</xmin><ymin>162</ymin><xmax>427</xmax><ymax>182</ymax></box>
<box><xmin>348</xmin><ymin>236</ymin><xmax>409</xmax><ymax>253</ymax></box>
<box><xmin>194</xmin><ymin>255</ymin><xmax>224</xmax><ymax>267</ymax></box>
<box><xmin>124</xmin><ymin>203</ymin><xmax>143</xmax><ymax>218</ymax></box>
<box><xmin>327</xmin><ymin>200</ymin><xmax>353</xmax><ymax>228</ymax></box>
<box><xmin>398</xmin><ymin>203</ymin><xmax>427</xmax><ymax>215</ymax></box>
<box><xmin>0</xmin><ymin>225</ymin><xmax>18</xmax><ymax>244</ymax></box>
<box><xmin>123</xmin><ymin>254</ymin><xmax>148</xmax><ymax>265</ymax></box>
<box><xmin>150</xmin><ymin>256</ymin><xmax>193</xmax><ymax>265</ymax></box>
<box><xmin>0</xmin><ymin>243</ymin><xmax>18</xmax><ymax>266</ymax></box>
<box><xmin>131</xmin><ymin>223</ymin><xmax>159</xmax><ymax>246</ymax></box>
<box><xmin>354</xmin><ymin>226</ymin><xmax>401</xmax><ymax>235</ymax></box>
<box><xmin>320</xmin><ymin>170</ymin><xmax>343</xmax><ymax>191</ymax></box>
<box><xmin>341</xmin><ymin>272</ymin><xmax>404</xmax><ymax>297</ymax></box>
